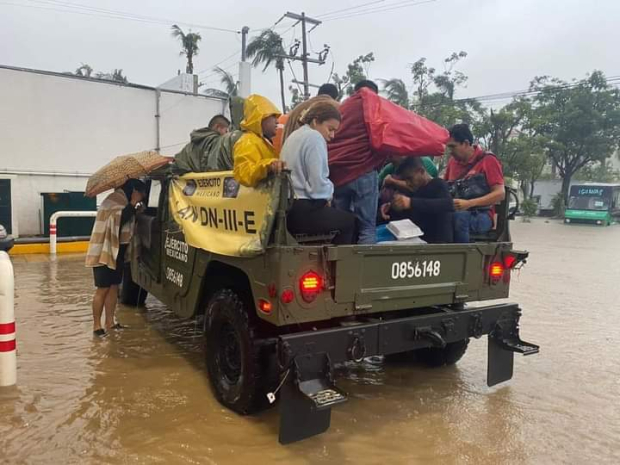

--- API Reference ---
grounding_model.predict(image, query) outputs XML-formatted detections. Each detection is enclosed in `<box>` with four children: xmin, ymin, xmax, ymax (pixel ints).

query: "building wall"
<box><xmin>531</xmin><ymin>179</ymin><xmax>563</xmax><ymax>210</ymax></box>
<box><xmin>0</xmin><ymin>66</ymin><xmax>226</xmax><ymax>236</ymax></box>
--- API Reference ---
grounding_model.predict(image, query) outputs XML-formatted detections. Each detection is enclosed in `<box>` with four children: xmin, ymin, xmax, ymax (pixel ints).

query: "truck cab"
<box><xmin>124</xmin><ymin>170</ymin><xmax>538</xmax><ymax>444</ymax></box>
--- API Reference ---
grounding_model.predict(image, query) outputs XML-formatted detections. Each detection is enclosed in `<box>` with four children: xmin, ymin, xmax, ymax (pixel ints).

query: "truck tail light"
<box><xmin>258</xmin><ymin>299</ymin><xmax>272</xmax><ymax>314</ymax></box>
<box><xmin>299</xmin><ymin>271</ymin><xmax>323</xmax><ymax>303</ymax></box>
<box><xmin>504</xmin><ymin>255</ymin><xmax>517</xmax><ymax>269</ymax></box>
<box><xmin>489</xmin><ymin>262</ymin><xmax>504</xmax><ymax>283</ymax></box>
<box><xmin>280</xmin><ymin>289</ymin><xmax>294</xmax><ymax>304</ymax></box>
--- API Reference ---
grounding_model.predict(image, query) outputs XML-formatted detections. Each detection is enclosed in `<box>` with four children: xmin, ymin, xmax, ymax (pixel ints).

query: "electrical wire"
<box><xmin>2</xmin><ymin>0</ymin><xmax>239</xmax><ymax>33</ymax></box>
<box><xmin>287</xmin><ymin>60</ymin><xmax>303</xmax><ymax>94</ymax></box>
<box><xmin>410</xmin><ymin>75</ymin><xmax>620</xmax><ymax>109</ymax></box>
<box><xmin>317</xmin><ymin>0</ymin><xmax>386</xmax><ymax>19</ymax></box>
<box><xmin>323</xmin><ymin>0</ymin><xmax>436</xmax><ymax>22</ymax></box>
<box><xmin>196</xmin><ymin>50</ymin><xmax>241</xmax><ymax>76</ymax></box>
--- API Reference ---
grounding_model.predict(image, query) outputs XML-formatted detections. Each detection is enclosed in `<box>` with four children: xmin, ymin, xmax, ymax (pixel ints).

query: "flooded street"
<box><xmin>2</xmin><ymin>219</ymin><xmax>619</xmax><ymax>464</ymax></box>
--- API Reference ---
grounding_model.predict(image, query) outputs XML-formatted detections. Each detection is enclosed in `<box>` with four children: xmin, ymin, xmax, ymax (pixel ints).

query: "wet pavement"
<box><xmin>2</xmin><ymin>219</ymin><xmax>620</xmax><ymax>464</ymax></box>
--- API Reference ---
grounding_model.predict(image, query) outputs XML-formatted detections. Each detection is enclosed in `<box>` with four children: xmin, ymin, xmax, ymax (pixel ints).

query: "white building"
<box><xmin>0</xmin><ymin>65</ymin><xmax>227</xmax><ymax>237</ymax></box>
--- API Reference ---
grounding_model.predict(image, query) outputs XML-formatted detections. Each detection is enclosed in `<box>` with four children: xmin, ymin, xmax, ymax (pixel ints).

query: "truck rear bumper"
<box><xmin>276</xmin><ymin>303</ymin><xmax>538</xmax><ymax>444</ymax></box>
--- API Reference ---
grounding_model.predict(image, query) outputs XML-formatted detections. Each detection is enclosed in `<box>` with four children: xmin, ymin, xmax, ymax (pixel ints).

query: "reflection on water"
<box><xmin>2</xmin><ymin>220</ymin><xmax>619</xmax><ymax>464</ymax></box>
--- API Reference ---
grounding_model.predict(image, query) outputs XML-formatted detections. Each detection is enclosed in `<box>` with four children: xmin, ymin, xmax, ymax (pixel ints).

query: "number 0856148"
<box><xmin>391</xmin><ymin>260</ymin><xmax>441</xmax><ymax>280</ymax></box>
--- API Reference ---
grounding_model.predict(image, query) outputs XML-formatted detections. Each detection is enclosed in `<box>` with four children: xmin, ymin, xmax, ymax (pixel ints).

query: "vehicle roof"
<box><xmin>571</xmin><ymin>183</ymin><xmax>620</xmax><ymax>188</ymax></box>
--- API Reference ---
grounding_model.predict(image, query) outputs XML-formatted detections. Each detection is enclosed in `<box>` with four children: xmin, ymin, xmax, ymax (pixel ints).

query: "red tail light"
<box><xmin>299</xmin><ymin>271</ymin><xmax>323</xmax><ymax>303</ymax></box>
<box><xmin>504</xmin><ymin>255</ymin><xmax>517</xmax><ymax>269</ymax></box>
<box><xmin>258</xmin><ymin>299</ymin><xmax>272</xmax><ymax>314</ymax></box>
<box><xmin>489</xmin><ymin>262</ymin><xmax>504</xmax><ymax>282</ymax></box>
<box><xmin>280</xmin><ymin>289</ymin><xmax>294</xmax><ymax>304</ymax></box>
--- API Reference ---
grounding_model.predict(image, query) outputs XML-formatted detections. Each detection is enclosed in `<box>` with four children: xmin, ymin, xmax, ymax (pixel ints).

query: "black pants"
<box><xmin>92</xmin><ymin>244</ymin><xmax>127</xmax><ymax>288</ymax></box>
<box><xmin>287</xmin><ymin>199</ymin><xmax>356</xmax><ymax>245</ymax></box>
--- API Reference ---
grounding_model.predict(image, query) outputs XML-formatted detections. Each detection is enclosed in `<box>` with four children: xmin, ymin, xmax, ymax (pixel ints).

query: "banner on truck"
<box><xmin>169</xmin><ymin>172</ymin><xmax>280</xmax><ymax>257</ymax></box>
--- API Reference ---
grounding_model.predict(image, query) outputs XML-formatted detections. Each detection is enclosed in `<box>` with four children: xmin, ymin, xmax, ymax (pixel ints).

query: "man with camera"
<box><xmin>444</xmin><ymin>124</ymin><xmax>505</xmax><ymax>243</ymax></box>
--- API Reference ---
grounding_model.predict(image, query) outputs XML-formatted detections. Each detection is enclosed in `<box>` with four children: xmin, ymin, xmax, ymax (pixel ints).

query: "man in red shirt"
<box><xmin>328</xmin><ymin>80</ymin><xmax>382</xmax><ymax>244</ymax></box>
<box><xmin>444</xmin><ymin>124</ymin><xmax>505</xmax><ymax>243</ymax></box>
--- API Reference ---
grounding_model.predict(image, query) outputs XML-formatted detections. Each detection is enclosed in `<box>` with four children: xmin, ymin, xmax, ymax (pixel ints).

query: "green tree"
<box><xmin>409</xmin><ymin>52</ymin><xmax>484</xmax><ymax>131</ymax></box>
<box><xmin>95</xmin><ymin>69</ymin><xmax>128</xmax><ymax>83</ymax></box>
<box><xmin>477</xmin><ymin>98</ymin><xmax>547</xmax><ymax>198</ymax></box>
<box><xmin>213</xmin><ymin>66</ymin><xmax>238</xmax><ymax>97</ymax></box>
<box><xmin>171</xmin><ymin>25</ymin><xmax>201</xmax><ymax>74</ymax></box>
<box><xmin>529</xmin><ymin>71</ymin><xmax>620</xmax><ymax>204</ymax></box>
<box><xmin>332</xmin><ymin>52</ymin><xmax>375</xmax><ymax>99</ymax></box>
<box><xmin>74</xmin><ymin>63</ymin><xmax>93</xmax><ymax>77</ymax></box>
<box><xmin>288</xmin><ymin>85</ymin><xmax>304</xmax><ymax>109</ymax></box>
<box><xmin>110</xmin><ymin>69</ymin><xmax>128</xmax><ymax>83</ymax></box>
<box><xmin>380</xmin><ymin>78</ymin><xmax>409</xmax><ymax>108</ymax></box>
<box><xmin>575</xmin><ymin>160</ymin><xmax>620</xmax><ymax>183</ymax></box>
<box><xmin>246</xmin><ymin>30</ymin><xmax>286</xmax><ymax>112</ymax></box>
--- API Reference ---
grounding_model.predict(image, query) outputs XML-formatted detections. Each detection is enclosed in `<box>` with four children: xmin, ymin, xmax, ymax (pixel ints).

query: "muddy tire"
<box><xmin>120</xmin><ymin>264</ymin><xmax>148</xmax><ymax>306</ymax></box>
<box><xmin>415</xmin><ymin>339</ymin><xmax>470</xmax><ymax>367</ymax></box>
<box><xmin>205</xmin><ymin>289</ymin><xmax>267</xmax><ymax>415</ymax></box>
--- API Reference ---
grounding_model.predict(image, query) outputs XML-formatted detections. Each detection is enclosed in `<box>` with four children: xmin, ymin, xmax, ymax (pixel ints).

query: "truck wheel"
<box><xmin>120</xmin><ymin>264</ymin><xmax>148</xmax><ymax>306</ymax></box>
<box><xmin>415</xmin><ymin>339</ymin><xmax>470</xmax><ymax>367</ymax></box>
<box><xmin>205</xmin><ymin>289</ymin><xmax>266</xmax><ymax>415</ymax></box>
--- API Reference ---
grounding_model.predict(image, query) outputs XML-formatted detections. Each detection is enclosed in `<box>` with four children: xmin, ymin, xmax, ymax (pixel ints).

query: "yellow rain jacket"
<box><xmin>233</xmin><ymin>94</ymin><xmax>281</xmax><ymax>187</ymax></box>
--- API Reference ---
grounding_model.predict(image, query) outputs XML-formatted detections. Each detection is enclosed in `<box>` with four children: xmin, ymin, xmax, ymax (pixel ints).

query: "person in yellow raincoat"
<box><xmin>233</xmin><ymin>94</ymin><xmax>284</xmax><ymax>187</ymax></box>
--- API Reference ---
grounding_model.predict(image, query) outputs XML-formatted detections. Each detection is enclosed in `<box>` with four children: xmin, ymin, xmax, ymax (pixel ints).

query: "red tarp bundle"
<box><xmin>360</xmin><ymin>88</ymin><xmax>448</xmax><ymax>156</ymax></box>
<box><xmin>328</xmin><ymin>88</ymin><xmax>448</xmax><ymax>187</ymax></box>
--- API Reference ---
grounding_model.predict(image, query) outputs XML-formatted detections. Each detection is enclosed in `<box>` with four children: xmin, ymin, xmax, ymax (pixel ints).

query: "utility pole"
<box><xmin>282</xmin><ymin>11</ymin><xmax>323</xmax><ymax>100</ymax></box>
<box><xmin>238</xmin><ymin>26</ymin><xmax>251</xmax><ymax>98</ymax></box>
<box><xmin>300</xmin><ymin>12</ymin><xmax>309</xmax><ymax>100</ymax></box>
<box><xmin>241</xmin><ymin>26</ymin><xmax>249</xmax><ymax>62</ymax></box>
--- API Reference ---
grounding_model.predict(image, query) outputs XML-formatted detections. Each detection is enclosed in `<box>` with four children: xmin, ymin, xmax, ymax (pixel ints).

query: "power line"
<box><xmin>199</xmin><ymin>61</ymin><xmax>239</xmax><ymax>81</ymax></box>
<box><xmin>2</xmin><ymin>0</ymin><xmax>239</xmax><ymax>33</ymax></box>
<box><xmin>409</xmin><ymin>76</ymin><xmax>620</xmax><ymax>109</ymax></box>
<box><xmin>323</xmin><ymin>0</ymin><xmax>437</xmax><ymax>22</ymax></box>
<box><xmin>196</xmin><ymin>50</ymin><xmax>241</xmax><ymax>75</ymax></box>
<box><xmin>317</xmin><ymin>0</ymin><xmax>386</xmax><ymax>19</ymax></box>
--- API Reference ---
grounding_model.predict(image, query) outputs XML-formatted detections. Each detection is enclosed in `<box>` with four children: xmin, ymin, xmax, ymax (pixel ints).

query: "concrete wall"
<box><xmin>0</xmin><ymin>66</ymin><xmax>227</xmax><ymax>236</ymax></box>
<box><xmin>532</xmin><ymin>179</ymin><xmax>563</xmax><ymax>210</ymax></box>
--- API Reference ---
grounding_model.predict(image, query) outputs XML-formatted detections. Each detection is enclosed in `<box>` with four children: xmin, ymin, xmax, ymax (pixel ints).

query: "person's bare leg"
<box><xmin>104</xmin><ymin>284</ymin><xmax>119</xmax><ymax>330</ymax></box>
<box><xmin>92</xmin><ymin>287</ymin><xmax>109</xmax><ymax>332</ymax></box>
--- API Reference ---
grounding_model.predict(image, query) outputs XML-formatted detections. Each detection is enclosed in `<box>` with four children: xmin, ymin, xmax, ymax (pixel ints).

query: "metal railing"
<box><xmin>49</xmin><ymin>211</ymin><xmax>97</xmax><ymax>254</ymax></box>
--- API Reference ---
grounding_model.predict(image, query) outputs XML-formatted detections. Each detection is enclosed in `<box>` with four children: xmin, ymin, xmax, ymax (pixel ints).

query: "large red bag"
<box><xmin>360</xmin><ymin>88</ymin><xmax>448</xmax><ymax>157</ymax></box>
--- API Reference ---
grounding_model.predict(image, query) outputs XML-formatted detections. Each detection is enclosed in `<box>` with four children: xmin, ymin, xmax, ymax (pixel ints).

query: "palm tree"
<box><xmin>245</xmin><ymin>30</ymin><xmax>286</xmax><ymax>112</ymax></box>
<box><xmin>75</xmin><ymin>63</ymin><xmax>93</xmax><ymax>77</ymax></box>
<box><xmin>213</xmin><ymin>66</ymin><xmax>238</xmax><ymax>97</ymax></box>
<box><xmin>171</xmin><ymin>25</ymin><xmax>202</xmax><ymax>74</ymax></box>
<box><xmin>381</xmin><ymin>78</ymin><xmax>409</xmax><ymax>108</ymax></box>
<box><xmin>110</xmin><ymin>69</ymin><xmax>128</xmax><ymax>84</ymax></box>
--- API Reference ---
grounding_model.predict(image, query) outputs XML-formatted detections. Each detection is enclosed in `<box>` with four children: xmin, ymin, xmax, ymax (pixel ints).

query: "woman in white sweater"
<box><xmin>280</xmin><ymin>102</ymin><xmax>356</xmax><ymax>244</ymax></box>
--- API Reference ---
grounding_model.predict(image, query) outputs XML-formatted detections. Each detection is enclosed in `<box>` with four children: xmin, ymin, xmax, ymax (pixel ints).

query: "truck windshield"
<box><xmin>568</xmin><ymin>195</ymin><xmax>609</xmax><ymax>211</ymax></box>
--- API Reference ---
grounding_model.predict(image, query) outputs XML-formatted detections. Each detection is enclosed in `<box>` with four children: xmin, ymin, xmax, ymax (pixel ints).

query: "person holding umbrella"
<box><xmin>86</xmin><ymin>179</ymin><xmax>147</xmax><ymax>337</ymax></box>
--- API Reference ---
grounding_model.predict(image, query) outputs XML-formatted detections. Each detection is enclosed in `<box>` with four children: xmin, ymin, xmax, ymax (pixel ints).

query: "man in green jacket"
<box><xmin>173</xmin><ymin>115</ymin><xmax>241</xmax><ymax>174</ymax></box>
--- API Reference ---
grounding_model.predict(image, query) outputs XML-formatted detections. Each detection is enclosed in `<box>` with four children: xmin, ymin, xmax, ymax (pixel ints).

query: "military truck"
<box><xmin>122</xmin><ymin>170</ymin><xmax>538</xmax><ymax>444</ymax></box>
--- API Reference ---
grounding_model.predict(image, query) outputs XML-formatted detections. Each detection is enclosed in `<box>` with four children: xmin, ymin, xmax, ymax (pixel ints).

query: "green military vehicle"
<box><xmin>122</xmin><ymin>171</ymin><xmax>538</xmax><ymax>444</ymax></box>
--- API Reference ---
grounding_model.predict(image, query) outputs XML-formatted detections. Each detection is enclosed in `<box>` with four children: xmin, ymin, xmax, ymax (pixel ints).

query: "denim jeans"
<box><xmin>453</xmin><ymin>210</ymin><xmax>493</xmax><ymax>243</ymax></box>
<box><xmin>333</xmin><ymin>171</ymin><xmax>378</xmax><ymax>244</ymax></box>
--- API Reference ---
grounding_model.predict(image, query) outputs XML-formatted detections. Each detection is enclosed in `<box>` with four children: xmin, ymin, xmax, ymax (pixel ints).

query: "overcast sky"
<box><xmin>2</xmin><ymin>0</ymin><xmax>619</xmax><ymax>109</ymax></box>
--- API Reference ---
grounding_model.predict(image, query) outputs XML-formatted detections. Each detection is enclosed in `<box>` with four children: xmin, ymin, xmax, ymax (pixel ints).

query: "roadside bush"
<box><xmin>521</xmin><ymin>199</ymin><xmax>538</xmax><ymax>222</ymax></box>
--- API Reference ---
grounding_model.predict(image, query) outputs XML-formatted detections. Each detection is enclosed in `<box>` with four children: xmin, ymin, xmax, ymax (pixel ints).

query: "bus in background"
<box><xmin>564</xmin><ymin>183</ymin><xmax>620</xmax><ymax>226</ymax></box>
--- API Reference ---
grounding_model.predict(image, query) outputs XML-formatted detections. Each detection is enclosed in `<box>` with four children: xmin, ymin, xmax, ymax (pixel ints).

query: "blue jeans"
<box><xmin>453</xmin><ymin>211</ymin><xmax>493</xmax><ymax>243</ymax></box>
<box><xmin>333</xmin><ymin>171</ymin><xmax>378</xmax><ymax>244</ymax></box>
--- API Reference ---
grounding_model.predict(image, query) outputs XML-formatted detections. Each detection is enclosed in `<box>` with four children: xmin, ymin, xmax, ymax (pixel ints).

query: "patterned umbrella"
<box><xmin>85</xmin><ymin>151</ymin><xmax>171</xmax><ymax>197</ymax></box>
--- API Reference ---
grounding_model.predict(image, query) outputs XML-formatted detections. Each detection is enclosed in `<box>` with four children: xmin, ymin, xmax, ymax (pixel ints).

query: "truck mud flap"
<box><xmin>488</xmin><ymin>321</ymin><xmax>539</xmax><ymax>387</ymax></box>
<box><xmin>277</xmin><ymin>303</ymin><xmax>538</xmax><ymax>444</ymax></box>
<box><xmin>278</xmin><ymin>352</ymin><xmax>347</xmax><ymax>445</ymax></box>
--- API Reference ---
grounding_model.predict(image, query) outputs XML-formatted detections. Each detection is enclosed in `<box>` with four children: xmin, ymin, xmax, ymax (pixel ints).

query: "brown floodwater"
<box><xmin>2</xmin><ymin>219</ymin><xmax>619</xmax><ymax>464</ymax></box>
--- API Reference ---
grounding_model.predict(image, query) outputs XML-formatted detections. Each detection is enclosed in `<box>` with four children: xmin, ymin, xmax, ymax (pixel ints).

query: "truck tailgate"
<box><xmin>326</xmin><ymin>243</ymin><xmax>497</xmax><ymax>310</ymax></box>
